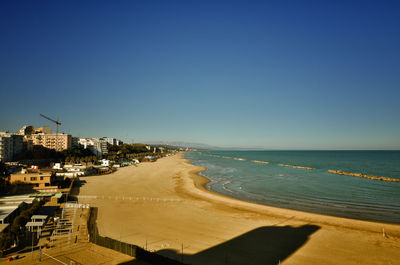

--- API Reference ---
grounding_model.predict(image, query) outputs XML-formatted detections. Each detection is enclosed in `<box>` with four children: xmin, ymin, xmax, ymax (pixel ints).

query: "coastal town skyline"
<box><xmin>1</xmin><ymin>2</ymin><xmax>400</xmax><ymax>264</ymax></box>
<box><xmin>1</xmin><ymin>1</ymin><xmax>399</xmax><ymax>150</ymax></box>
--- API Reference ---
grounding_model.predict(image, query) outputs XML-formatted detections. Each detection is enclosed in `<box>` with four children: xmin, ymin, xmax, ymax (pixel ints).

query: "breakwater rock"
<box><xmin>252</xmin><ymin>160</ymin><xmax>270</xmax><ymax>165</ymax></box>
<box><xmin>278</xmin><ymin>164</ymin><xmax>315</xmax><ymax>170</ymax></box>
<box><xmin>327</xmin><ymin>170</ymin><xmax>400</xmax><ymax>182</ymax></box>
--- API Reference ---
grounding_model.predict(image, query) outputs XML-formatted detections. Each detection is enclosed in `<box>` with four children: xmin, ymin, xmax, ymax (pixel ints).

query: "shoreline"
<box><xmin>78</xmin><ymin>152</ymin><xmax>400</xmax><ymax>265</ymax></box>
<box><xmin>185</xmin><ymin>152</ymin><xmax>400</xmax><ymax>225</ymax></box>
<box><xmin>181</xmin><ymin>153</ymin><xmax>400</xmax><ymax>234</ymax></box>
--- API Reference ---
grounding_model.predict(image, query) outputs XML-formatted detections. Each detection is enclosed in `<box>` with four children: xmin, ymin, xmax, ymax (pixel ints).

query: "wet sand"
<box><xmin>78</xmin><ymin>153</ymin><xmax>400</xmax><ymax>265</ymax></box>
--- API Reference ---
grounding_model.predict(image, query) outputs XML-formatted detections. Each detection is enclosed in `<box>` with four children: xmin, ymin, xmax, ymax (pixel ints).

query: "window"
<box><xmin>40</xmin><ymin>176</ymin><xmax>43</xmax><ymax>180</ymax></box>
<box><xmin>30</xmin><ymin>177</ymin><xmax>37</xmax><ymax>181</ymax></box>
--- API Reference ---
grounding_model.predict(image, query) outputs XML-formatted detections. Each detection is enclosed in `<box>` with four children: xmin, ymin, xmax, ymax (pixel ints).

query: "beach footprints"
<box><xmin>77</xmin><ymin>195</ymin><xmax>182</xmax><ymax>203</ymax></box>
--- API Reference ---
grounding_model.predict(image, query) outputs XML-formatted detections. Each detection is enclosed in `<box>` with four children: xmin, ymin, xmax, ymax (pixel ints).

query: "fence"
<box><xmin>65</xmin><ymin>203</ymin><xmax>90</xmax><ymax>209</ymax></box>
<box><xmin>87</xmin><ymin>207</ymin><xmax>187</xmax><ymax>265</ymax></box>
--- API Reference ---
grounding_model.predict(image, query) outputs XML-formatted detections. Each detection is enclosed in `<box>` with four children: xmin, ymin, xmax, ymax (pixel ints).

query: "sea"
<box><xmin>185</xmin><ymin>150</ymin><xmax>400</xmax><ymax>224</ymax></box>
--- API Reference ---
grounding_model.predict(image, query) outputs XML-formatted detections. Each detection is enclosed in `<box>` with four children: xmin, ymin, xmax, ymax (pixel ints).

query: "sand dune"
<box><xmin>78</xmin><ymin>153</ymin><xmax>400</xmax><ymax>265</ymax></box>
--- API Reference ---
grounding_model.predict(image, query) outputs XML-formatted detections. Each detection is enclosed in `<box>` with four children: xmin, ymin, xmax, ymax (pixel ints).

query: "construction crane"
<box><xmin>40</xmin><ymin>114</ymin><xmax>62</xmax><ymax>151</ymax></box>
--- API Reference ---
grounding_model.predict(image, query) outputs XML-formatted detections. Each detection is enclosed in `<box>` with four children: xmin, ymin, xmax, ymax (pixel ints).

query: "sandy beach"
<box><xmin>78</xmin><ymin>153</ymin><xmax>400</xmax><ymax>265</ymax></box>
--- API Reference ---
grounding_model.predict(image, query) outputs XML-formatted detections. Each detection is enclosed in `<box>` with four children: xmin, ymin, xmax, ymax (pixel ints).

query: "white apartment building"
<box><xmin>0</xmin><ymin>132</ymin><xmax>23</xmax><ymax>162</ymax></box>
<box><xmin>103</xmin><ymin>137</ymin><xmax>116</xmax><ymax>145</ymax></box>
<box><xmin>78</xmin><ymin>138</ymin><xmax>108</xmax><ymax>157</ymax></box>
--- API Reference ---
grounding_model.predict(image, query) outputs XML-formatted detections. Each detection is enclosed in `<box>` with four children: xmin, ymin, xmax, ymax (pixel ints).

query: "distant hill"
<box><xmin>144</xmin><ymin>141</ymin><xmax>219</xmax><ymax>150</ymax></box>
<box><xmin>143</xmin><ymin>141</ymin><xmax>274</xmax><ymax>150</ymax></box>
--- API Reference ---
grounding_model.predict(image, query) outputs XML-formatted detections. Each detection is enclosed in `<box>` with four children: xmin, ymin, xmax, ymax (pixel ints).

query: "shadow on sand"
<box><xmin>118</xmin><ymin>224</ymin><xmax>320</xmax><ymax>265</ymax></box>
<box><xmin>68</xmin><ymin>179</ymin><xmax>86</xmax><ymax>201</ymax></box>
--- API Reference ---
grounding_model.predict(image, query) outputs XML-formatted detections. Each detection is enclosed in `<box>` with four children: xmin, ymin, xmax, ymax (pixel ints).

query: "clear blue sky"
<box><xmin>1</xmin><ymin>0</ymin><xmax>399</xmax><ymax>149</ymax></box>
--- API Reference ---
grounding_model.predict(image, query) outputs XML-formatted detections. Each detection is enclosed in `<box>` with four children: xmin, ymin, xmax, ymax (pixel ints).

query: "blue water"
<box><xmin>185</xmin><ymin>151</ymin><xmax>400</xmax><ymax>224</ymax></box>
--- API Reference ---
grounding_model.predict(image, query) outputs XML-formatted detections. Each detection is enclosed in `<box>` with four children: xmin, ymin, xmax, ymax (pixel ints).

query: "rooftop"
<box><xmin>25</xmin><ymin>220</ymin><xmax>44</xmax><ymax>228</ymax></box>
<box><xmin>0</xmin><ymin>195</ymin><xmax>36</xmax><ymax>223</ymax></box>
<box><xmin>0</xmin><ymin>223</ymin><xmax>9</xmax><ymax>233</ymax></box>
<box><xmin>31</xmin><ymin>215</ymin><xmax>48</xmax><ymax>219</ymax></box>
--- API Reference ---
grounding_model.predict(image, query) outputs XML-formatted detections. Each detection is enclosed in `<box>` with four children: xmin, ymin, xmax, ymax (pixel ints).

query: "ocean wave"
<box><xmin>221</xmin><ymin>181</ymin><xmax>235</xmax><ymax>193</ymax></box>
<box><xmin>222</xmin><ymin>167</ymin><xmax>237</xmax><ymax>174</ymax></box>
<box><xmin>188</xmin><ymin>150</ymin><xmax>400</xmax><ymax>223</ymax></box>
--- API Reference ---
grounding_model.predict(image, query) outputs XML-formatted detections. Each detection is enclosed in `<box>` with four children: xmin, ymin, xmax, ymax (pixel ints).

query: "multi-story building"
<box><xmin>0</xmin><ymin>132</ymin><xmax>23</xmax><ymax>161</ymax></box>
<box><xmin>103</xmin><ymin>137</ymin><xmax>117</xmax><ymax>145</ymax></box>
<box><xmin>78</xmin><ymin>138</ymin><xmax>108</xmax><ymax>157</ymax></box>
<box><xmin>16</xmin><ymin>125</ymin><xmax>35</xmax><ymax>151</ymax></box>
<box><xmin>16</xmin><ymin>125</ymin><xmax>34</xmax><ymax>136</ymax></box>
<box><xmin>78</xmin><ymin>138</ymin><xmax>93</xmax><ymax>149</ymax></box>
<box><xmin>95</xmin><ymin>138</ymin><xmax>109</xmax><ymax>156</ymax></box>
<box><xmin>31</xmin><ymin>133</ymin><xmax>72</xmax><ymax>151</ymax></box>
<box><xmin>71</xmin><ymin>137</ymin><xmax>80</xmax><ymax>149</ymax></box>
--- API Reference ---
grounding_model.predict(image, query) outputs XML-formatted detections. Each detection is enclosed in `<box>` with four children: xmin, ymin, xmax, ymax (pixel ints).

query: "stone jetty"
<box><xmin>252</xmin><ymin>160</ymin><xmax>270</xmax><ymax>165</ymax></box>
<box><xmin>327</xmin><ymin>170</ymin><xmax>400</xmax><ymax>182</ymax></box>
<box><xmin>278</xmin><ymin>164</ymin><xmax>315</xmax><ymax>170</ymax></box>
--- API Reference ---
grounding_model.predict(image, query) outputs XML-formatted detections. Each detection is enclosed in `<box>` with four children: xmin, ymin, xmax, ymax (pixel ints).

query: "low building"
<box><xmin>9</xmin><ymin>171</ymin><xmax>53</xmax><ymax>188</ymax></box>
<box><xmin>55</xmin><ymin>172</ymin><xmax>83</xmax><ymax>178</ymax></box>
<box><xmin>53</xmin><ymin>163</ymin><xmax>62</xmax><ymax>170</ymax></box>
<box><xmin>96</xmin><ymin>166</ymin><xmax>112</xmax><ymax>174</ymax></box>
<box><xmin>30</xmin><ymin>193</ymin><xmax>62</xmax><ymax>204</ymax></box>
<box><xmin>100</xmin><ymin>159</ymin><xmax>110</xmax><ymax>167</ymax></box>
<box><xmin>58</xmin><ymin>164</ymin><xmax>96</xmax><ymax>177</ymax></box>
<box><xmin>0</xmin><ymin>195</ymin><xmax>36</xmax><ymax>224</ymax></box>
<box><xmin>34</xmin><ymin>186</ymin><xmax>59</xmax><ymax>193</ymax></box>
<box><xmin>0</xmin><ymin>132</ymin><xmax>24</xmax><ymax>161</ymax></box>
